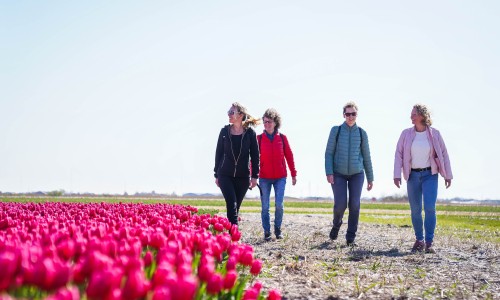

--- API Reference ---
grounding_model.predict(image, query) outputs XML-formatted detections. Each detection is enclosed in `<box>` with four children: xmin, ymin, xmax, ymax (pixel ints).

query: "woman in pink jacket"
<box><xmin>394</xmin><ymin>104</ymin><xmax>453</xmax><ymax>254</ymax></box>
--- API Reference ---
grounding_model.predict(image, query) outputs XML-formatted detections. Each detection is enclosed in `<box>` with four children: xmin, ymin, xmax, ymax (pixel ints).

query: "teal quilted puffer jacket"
<box><xmin>324</xmin><ymin>122</ymin><xmax>374</xmax><ymax>182</ymax></box>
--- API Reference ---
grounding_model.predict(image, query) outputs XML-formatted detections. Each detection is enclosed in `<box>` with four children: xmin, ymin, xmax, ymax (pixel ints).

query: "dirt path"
<box><xmin>236</xmin><ymin>213</ymin><xmax>500</xmax><ymax>300</ymax></box>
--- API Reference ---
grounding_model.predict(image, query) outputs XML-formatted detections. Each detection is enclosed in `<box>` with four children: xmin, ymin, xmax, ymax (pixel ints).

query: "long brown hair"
<box><xmin>232</xmin><ymin>102</ymin><xmax>260</xmax><ymax>129</ymax></box>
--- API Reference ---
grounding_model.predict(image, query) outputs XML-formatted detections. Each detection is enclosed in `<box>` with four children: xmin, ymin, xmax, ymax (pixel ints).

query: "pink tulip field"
<box><xmin>0</xmin><ymin>202</ymin><xmax>281</xmax><ymax>300</ymax></box>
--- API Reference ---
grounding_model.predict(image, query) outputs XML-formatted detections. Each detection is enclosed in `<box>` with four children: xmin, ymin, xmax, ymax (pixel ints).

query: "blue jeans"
<box><xmin>331</xmin><ymin>172</ymin><xmax>364</xmax><ymax>241</ymax></box>
<box><xmin>259</xmin><ymin>177</ymin><xmax>287</xmax><ymax>233</ymax></box>
<box><xmin>407</xmin><ymin>170</ymin><xmax>438</xmax><ymax>243</ymax></box>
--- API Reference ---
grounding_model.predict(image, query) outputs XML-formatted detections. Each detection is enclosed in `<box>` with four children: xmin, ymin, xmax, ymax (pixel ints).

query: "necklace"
<box><xmin>228</xmin><ymin>126</ymin><xmax>246</xmax><ymax>177</ymax></box>
<box><xmin>231</xmin><ymin>125</ymin><xmax>244</xmax><ymax>135</ymax></box>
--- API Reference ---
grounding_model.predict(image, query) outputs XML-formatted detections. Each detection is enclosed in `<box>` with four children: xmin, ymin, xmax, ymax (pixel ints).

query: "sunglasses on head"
<box><xmin>344</xmin><ymin>112</ymin><xmax>357</xmax><ymax>117</ymax></box>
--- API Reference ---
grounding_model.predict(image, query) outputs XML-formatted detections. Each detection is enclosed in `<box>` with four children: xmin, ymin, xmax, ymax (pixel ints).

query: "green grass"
<box><xmin>359</xmin><ymin>213</ymin><xmax>499</xmax><ymax>230</ymax></box>
<box><xmin>360</xmin><ymin>203</ymin><xmax>500</xmax><ymax>213</ymax></box>
<box><xmin>2</xmin><ymin>197</ymin><xmax>499</xmax><ymax>213</ymax></box>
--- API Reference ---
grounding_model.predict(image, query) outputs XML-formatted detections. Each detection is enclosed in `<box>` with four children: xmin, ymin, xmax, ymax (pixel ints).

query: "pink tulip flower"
<box><xmin>267</xmin><ymin>289</ymin><xmax>282</xmax><ymax>300</ymax></box>
<box><xmin>242</xmin><ymin>288</ymin><xmax>259</xmax><ymax>300</ymax></box>
<box><xmin>143</xmin><ymin>251</ymin><xmax>153</xmax><ymax>267</ymax></box>
<box><xmin>225</xmin><ymin>256</ymin><xmax>238</xmax><ymax>271</ymax></box>
<box><xmin>250</xmin><ymin>259</ymin><xmax>263</xmax><ymax>276</ymax></box>
<box><xmin>122</xmin><ymin>269</ymin><xmax>150</xmax><ymax>300</ymax></box>
<box><xmin>206</xmin><ymin>273</ymin><xmax>223</xmax><ymax>295</ymax></box>
<box><xmin>213</xmin><ymin>223</ymin><xmax>224</xmax><ymax>232</ymax></box>
<box><xmin>86</xmin><ymin>267</ymin><xmax>123</xmax><ymax>299</ymax></box>
<box><xmin>252</xmin><ymin>281</ymin><xmax>263</xmax><ymax>292</ymax></box>
<box><xmin>240</xmin><ymin>250</ymin><xmax>254</xmax><ymax>266</ymax></box>
<box><xmin>223</xmin><ymin>270</ymin><xmax>238</xmax><ymax>290</ymax></box>
<box><xmin>197</xmin><ymin>262</ymin><xmax>215</xmax><ymax>283</ymax></box>
<box><xmin>152</xmin><ymin>286</ymin><xmax>172</xmax><ymax>300</ymax></box>
<box><xmin>152</xmin><ymin>262</ymin><xmax>177</xmax><ymax>287</ymax></box>
<box><xmin>0</xmin><ymin>251</ymin><xmax>18</xmax><ymax>291</ymax></box>
<box><xmin>170</xmin><ymin>274</ymin><xmax>198</xmax><ymax>300</ymax></box>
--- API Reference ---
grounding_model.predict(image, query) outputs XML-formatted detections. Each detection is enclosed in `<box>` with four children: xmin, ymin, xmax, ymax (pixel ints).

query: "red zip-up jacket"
<box><xmin>258</xmin><ymin>131</ymin><xmax>297</xmax><ymax>179</ymax></box>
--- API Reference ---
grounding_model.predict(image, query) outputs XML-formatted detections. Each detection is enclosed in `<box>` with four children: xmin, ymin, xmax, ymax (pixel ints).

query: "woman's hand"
<box><xmin>367</xmin><ymin>182</ymin><xmax>373</xmax><ymax>191</ymax></box>
<box><xmin>393</xmin><ymin>178</ymin><xmax>401</xmax><ymax>188</ymax></box>
<box><xmin>327</xmin><ymin>175</ymin><xmax>334</xmax><ymax>184</ymax></box>
<box><xmin>292</xmin><ymin>177</ymin><xmax>297</xmax><ymax>186</ymax></box>
<box><xmin>215</xmin><ymin>179</ymin><xmax>219</xmax><ymax>187</ymax></box>
<box><xmin>445</xmin><ymin>179</ymin><xmax>452</xmax><ymax>189</ymax></box>
<box><xmin>250</xmin><ymin>178</ymin><xmax>257</xmax><ymax>189</ymax></box>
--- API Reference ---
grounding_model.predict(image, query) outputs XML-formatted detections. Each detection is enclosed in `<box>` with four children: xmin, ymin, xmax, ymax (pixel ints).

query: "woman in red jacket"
<box><xmin>258</xmin><ymin>108</ymin><xmax>297</xmax><ymax>241</ymax></box>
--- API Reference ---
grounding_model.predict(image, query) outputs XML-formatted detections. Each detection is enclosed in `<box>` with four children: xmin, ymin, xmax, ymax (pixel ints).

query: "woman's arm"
<box><xmin>249</xmin><ymin>129</ymin><xmax>260</xmax><ymax>179</ymax></box>
<box><xmin>214</xmin><ymin>128</ymin><xmax>224</xmax><ymax>178</ymax></box>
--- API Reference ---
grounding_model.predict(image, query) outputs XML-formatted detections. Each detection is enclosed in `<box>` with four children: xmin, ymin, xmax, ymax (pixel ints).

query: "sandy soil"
<box><xmin>237</xmin><ymin>213</ymin><xmax>500</xmax><ymax>300</ymax></box>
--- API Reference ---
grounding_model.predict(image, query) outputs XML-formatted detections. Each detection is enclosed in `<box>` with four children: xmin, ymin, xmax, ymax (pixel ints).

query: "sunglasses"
<box><xmin>263</xmin><ymin>120</ymin><xmax>273</xmax><ymax>124</ymax></box>
<box><xmin>344</xmin><ymin>112</ymin><xmax>357</xmax><ymax>117</ymax></box>
<box><xmin>227</xmin><ymin>110</ymin><xmax>239</xmax><ymax>116</ymax></box>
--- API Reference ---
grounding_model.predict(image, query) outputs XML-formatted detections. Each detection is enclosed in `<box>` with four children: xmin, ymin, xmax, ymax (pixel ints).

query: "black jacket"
<box><xmin>214</xmin><ymin>125</ymin><xmax>259</xmax><ymax>178</ymax></box>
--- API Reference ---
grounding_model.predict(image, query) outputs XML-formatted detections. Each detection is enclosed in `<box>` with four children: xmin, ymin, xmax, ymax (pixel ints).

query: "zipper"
<box><xmin>347</xmin><ymin>126</ymin><xmax>351</xmax><ymax>174</ymax></box>
<box><xmin>271</xmin><ymin>136</ymin><xmax>276</xmax><ymax>177</ymax></box>
<box><xmin>221</xmin><ymin>155</ymin><xmax>226</xmax><ymax>170</ymax></box>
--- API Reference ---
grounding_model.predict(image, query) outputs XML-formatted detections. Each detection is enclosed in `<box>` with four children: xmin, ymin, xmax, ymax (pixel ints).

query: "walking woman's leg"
<box><xmin>273</xmin><ymin>177</ymin><xmax>287</xmax><ymax>233</ymax></box>
<box><xmin>259</xmin><ymin>178</ymin><xmax>272</xmax><ymax>234</ymax></box>
<box><xmin>407</xmin><ymin>171</ymin><xmax>424</xmax><ymax>241</ymax></box>
<box><xmin>422</xmin><ymin>171</ymin><xmax>438</xmax><ymax>243</ymax></box>
<box><xmin>218</xmin><ymin>175</ymin><xmax>239</xmax><ymax>225</ymax></box>
<box><xmin>346</xmin><ymin>172</ymin><xmax>364</xmax><ymax>242</ymax></box>
<box><xmin>332</xmin><ymin>174</ymin><xmax>348</xmax><ymax>229</ymax></box>
<box><xmin>234</xmin><ymin>177</ymin><xmax>250</xmax><ymax>217</ymax></box>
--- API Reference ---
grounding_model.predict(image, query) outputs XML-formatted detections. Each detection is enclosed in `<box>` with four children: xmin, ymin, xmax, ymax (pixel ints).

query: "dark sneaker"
<box><xmin>329</xmin><ymin>226</ymin><xmax>339</xmax><ymax>240</ymax></box>
<box><xmin>425</xmin><ymin>242</ymin><xmax>436</xmax><ymax>254</ymax></box>
<box><xmin>346</xmin><ymin>239</ymin><xmax>356</xmax><ymax>246</ymax></box>
<box><xmin>275</xmin><ymin>228</ymin><xmax>283</xmax><ymax>239</ymax></box>
<box><xmin>264</xmin><ymin>232</ymin><xmax>271</xmax><ymax>241</ymax></box>
<box><xmin>411</xmin><ymin>240</ymin><xmax>425</xmax><ymax>253</ymax></box>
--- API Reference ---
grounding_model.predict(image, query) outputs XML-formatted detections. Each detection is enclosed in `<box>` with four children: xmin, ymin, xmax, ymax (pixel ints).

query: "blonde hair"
<box><xmin>232</xmin><ymin>102</ymin><xmax>260</xmax><ymax>129</ymax></box>
<box><xmin>262</xmin><ymin>108</ymin><xmax>282</xmax><ymax>130</ymax></box>
<box><xmin>413</xmin><ymin>104</ymin><xmax>433</xmax><ymax>126</ymax></box>
<box><xmin>343</xmin><ymin>101</ymin><xmax>359</xmax><ymax>114</ymax></box>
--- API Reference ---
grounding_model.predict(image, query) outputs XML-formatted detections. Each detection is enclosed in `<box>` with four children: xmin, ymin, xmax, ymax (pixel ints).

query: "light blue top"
<box><xmin>325</xmin><ymin>122</ymin><xmax>374</xmax><ymax>182</ymax></box>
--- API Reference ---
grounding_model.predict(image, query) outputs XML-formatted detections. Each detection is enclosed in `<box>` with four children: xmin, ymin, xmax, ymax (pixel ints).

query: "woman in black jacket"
<box><xmin>214</xmin><ymin>102</ymin><xmax>260</xmax><ymax>225</ymax></box>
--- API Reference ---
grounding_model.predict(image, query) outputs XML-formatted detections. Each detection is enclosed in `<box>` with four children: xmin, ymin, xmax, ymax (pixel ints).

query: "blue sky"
<box><xmin>1</xmin><ymin>1</ymin><xmax>499</xmax><ymax>200</ymax></box>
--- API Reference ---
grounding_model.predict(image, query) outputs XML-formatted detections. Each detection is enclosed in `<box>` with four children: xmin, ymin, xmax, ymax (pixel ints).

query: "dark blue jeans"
<box><xmin>331</xmin><ymin>172</ymin><xmax>365</xmax><ymax>241</ymax></box>
<box><xmin>218</xmin><ymin>175</ymin><xmax>249</xmax><ymax>225</ymax></box>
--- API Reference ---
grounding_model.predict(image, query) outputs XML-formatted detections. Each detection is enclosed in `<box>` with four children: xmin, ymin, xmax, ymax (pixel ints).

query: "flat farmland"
<box><xmin>1</xmin><ymin>197</ymin><xmax>499</xmax><ymax>299</ymax></box>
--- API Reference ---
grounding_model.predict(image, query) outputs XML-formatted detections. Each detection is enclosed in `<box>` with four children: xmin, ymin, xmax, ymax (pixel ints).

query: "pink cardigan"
<box><xmin>394</xmin><ymin>127</ymin><xmax>453</xmax><ymax>181</ymax></box>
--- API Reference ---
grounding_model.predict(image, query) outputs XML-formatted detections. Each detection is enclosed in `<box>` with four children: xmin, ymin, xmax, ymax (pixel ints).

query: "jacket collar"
<box><xmin>342</xmin><ymin>122</ymin><xmax>358</xmax><ymax>130</ymax></box>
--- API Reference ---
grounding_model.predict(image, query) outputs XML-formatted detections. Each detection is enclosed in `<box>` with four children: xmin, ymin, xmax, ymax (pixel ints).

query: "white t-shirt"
<box><xmin>411</xmin><ymin>131</ymin><xmax>431</xmax><ymax>169</ymax></box>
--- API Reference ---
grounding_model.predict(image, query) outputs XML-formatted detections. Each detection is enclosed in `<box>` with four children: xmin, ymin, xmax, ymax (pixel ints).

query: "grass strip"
<box><xmin>2</xmin><ymin>197</ymin><xmax>499</xmax><ymax>213</ymax></box>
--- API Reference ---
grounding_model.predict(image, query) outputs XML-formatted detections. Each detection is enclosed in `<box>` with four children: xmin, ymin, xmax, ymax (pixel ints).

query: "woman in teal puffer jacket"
<box><xmin>325</xmin><ymin>101</ymin><xmax>374</xmax><ymax>245</ymax></box>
